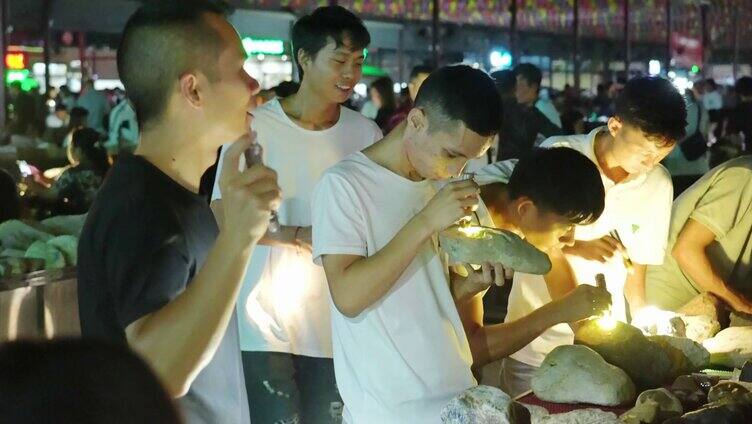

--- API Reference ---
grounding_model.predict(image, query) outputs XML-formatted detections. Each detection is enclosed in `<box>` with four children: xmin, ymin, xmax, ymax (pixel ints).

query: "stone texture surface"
<box><xmin>703</xmin><ymin>327</ymin><xmax>752</xmax><ymax>368</ymax></box>
<box><xmin>741</xmin><ymin>361</ymin><xmax>752</xmax><ymax>382</ymax></box>
<box><xmin>531</xmin><ymin>345</ymin><xmax>636</xmax><ymax>406</ymax></box>
<box><xmin>678</xmin><ymin>314</ymin><xmax>722</xmax><ymax>343</ymax></box>
<box><xmin>676</xmin><ymin>293</ymin><xmax>726</xmax><ymax>342</ymax></box>
<box><xmin>522</xmin><ymin>404</ymin><xmax>549</xmax><ymax>422</ymax></box>
<box><xmin>575</xmin><ymin>320</ymin><xmax>672</xmax><ymax>390</ymax></box>
<box><xmin>439</xmin><ymin>226</ymin><xmax>551</xmax><ymax>274</ymax></box>
<box><xmin>678</xmin><ymin>293</ymin><xmax>727</xmax><ymax>323</ymax></box>
<box><xmin>707</xmin><ymin>381</ymin><xmax>752</xmax><ymax>403</ymax></box>
<box><xmin>533</xmin><ymin>409</ymin><xmax>622</xmax><ymax>424</ymax></box>
<box><xmin>729</xmin><ymin>311</ymin><xmax>752</xmax><ymax>327</ymax></box>
<box><xmin>649</xmin><ymin>335</ymin><xmax>710</xmax><ymax>376</ymax></box>
<box><xmin>620</xmin><ymin>388</ymin><xmax>683</xmax><ymax>424</ymax></box>
<box><xmin>665</xmin><ymin>381</ymin><xmax>752</xmax><ymax>423</ymax></box>
<box><xmin>670</xmin><ymin>375</ymin><xmax>712</xmax><ymax>411</ymax></box>
<box><xmin>441</xmin><ymin>385</ymin><xmax>531</xmax><ymax>424</ymax></box>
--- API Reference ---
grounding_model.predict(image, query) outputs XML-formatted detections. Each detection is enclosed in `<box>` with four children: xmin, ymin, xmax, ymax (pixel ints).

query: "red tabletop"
<box><xmin>516</xmin><ymin>391</ymin><xmax>630</xmax><ymax>415</ymax></box>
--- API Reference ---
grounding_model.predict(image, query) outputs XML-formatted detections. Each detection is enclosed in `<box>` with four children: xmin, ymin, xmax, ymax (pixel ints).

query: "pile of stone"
<box><xmin>528</xmin><ymin>291</ymin><xmax>752</xmax><ymax>423</ymax></box>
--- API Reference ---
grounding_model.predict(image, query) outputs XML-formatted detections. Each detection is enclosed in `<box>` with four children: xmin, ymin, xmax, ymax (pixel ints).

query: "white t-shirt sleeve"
<box><xmin>370</xmin><ymin>122</ymin><xmax>383</xmax><ymax>143</ymax></box>
<box><xmin>312</xmin><ymin>172</ymin><xmax>368</xmax><ymax>265</ymax></box>
<box><xmin>628</xmin><ymin>169</ymin><xmax>674</xmax><ymax>265</ymax></box>
<box><xmin>211</xmin><ymin>144</ymin><xmax>231</xmax><ymax>202</ymax></box>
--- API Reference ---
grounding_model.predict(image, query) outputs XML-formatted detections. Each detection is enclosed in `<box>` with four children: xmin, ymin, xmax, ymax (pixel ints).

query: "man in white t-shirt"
<box><xmin>210</xmin><ymin>6</ymin><xmax>381</xmax><ymax>423</ymax></box>
<box><xmin>501</xmin><ymin>76</ymin><xmax>688</xmax><ymax>397</ymax></box>
<box><xmin>311</xmin><ymin>66</ymin><xmax>611</xmax><ymax>423</ymax></box>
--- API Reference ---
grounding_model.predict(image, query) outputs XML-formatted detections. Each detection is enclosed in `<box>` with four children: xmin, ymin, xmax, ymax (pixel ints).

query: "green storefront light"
<box><xmin>5</xmin><ymin>70</ymin><xmax>39</xmax><ymax>91</ymax></box>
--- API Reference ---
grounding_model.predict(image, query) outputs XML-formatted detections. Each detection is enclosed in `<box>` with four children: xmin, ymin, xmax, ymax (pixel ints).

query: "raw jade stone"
<box><xmin>676</xmin><ymin>293</ymin><xmax>726</xmax><ymax>342</ymax></box>
<box><xmin>620</xmin><ymin>388</ymin><xmax>683</xmax><ymax>424</ymax></box>
<box><xmin>534</xmin><ymin>409</ymin><xmax>622</xmax><ymax>424</ymax></box>
<box><xmin>0</xmin><ymin>220</ymin><xmax>52</xmax><ymax>250</ymax></box>
<box><xmin>665</xmin><ymin>381</ymin><xmax>752</xmax><ymax>423</ymax></box>
<box><xmin>439</xmin><ymin>226</ymin><xmax>551</xmax><ymax>274</ymax></box>
<box><xmin>575</xmin><ymin>319</ymin><xmax>673</xmax><ymax>390</ymax></box>
<box><xmin>441</xmin><ymin>385</ymin><xmax>530</xmax><ymax>424</ymax></box>
<box><xmin>24</xmin><ymin>241</ymin><xmax>65</xmax><ymax>270</ymax></box>
<box><xmin>703</xmin><ymin>327</ymin><xmax>752</xmax><ymax>368</ymax></box>
<box><xmin>40</xmin><ymin>213</ymin><xmax>87</xmax><ymax>236</ymax></box>
<box><xmin>729</xmin><ymin>311</ymin><xmax>752</xmax><ymax>328</ymax></box>
<box><xmin>531</xmin><ymin>345</ymin><xmax>636</xmax><ymax>406</ymax></box>
<box><xmin>670</xmin><ymin>375</ymin><xmax>709</xmax><ymax>411</ymax></box>
<box><xmin>47</xmin><ymin>235</ymin><xmax>78</xmax><ymax>266</ymax></box>
<box><xmin>649</xmin><ymin>335</ymin><xmax>710</xmax><ymax>376</ymax></box>
<box><xmin>678</xmin><ymin>315</ymin><xmax>722</xmax><ymax>344</ymax></box>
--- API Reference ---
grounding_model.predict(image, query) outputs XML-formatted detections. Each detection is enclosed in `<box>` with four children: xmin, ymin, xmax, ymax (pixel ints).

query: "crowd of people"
<box><xmin>1</xmin><ymin>1</ymin><xmax>752</xmax><ymax>423</ymax></box>
<box><xmin>3</xmin><ymin>74</ymin><xmax>140</xmax><ymax>220</ymax></box>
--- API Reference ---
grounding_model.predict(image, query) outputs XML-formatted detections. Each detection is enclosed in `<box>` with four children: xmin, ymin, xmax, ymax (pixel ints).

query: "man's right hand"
<box><xmin>563</xmin><ymin>236</ymin><xmax>624</xmax><ymax>263</ymax></box>
<box><xmin>554</xmin><ymin>283</ymin><xmax>612</xmax><ymax>323</ymax></box>
<box><xmin>417</xmin><ymin>180</ymin><xmax>480</xmax><ymax>233</ymax></box>
<box><xmin>219</xmin><ymin>134</ymin><xmax>281</xmax><ymax>244</ymax></box>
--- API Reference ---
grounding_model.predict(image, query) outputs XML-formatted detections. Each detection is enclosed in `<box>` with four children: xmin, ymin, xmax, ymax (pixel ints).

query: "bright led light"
<box><xmin>393</xmin><ymin>83</ymin><xmax>402</xmax><ymax>93</ymax></box>
<box><xmin>649</xmin><ymin>60</ymin><xmax>661</xmax><ymax>76</ymax></box>
<box><xmin>672</xmin><ymin>76</ymin><xmax>691</xmax><ymax>92</ymax></box>
<box><xmin>596</xmin><ymin>314</ymin><xmax>618</xmax><ymax>331</ymax></box>
<box><xmin>354</xmin><ymin>83</ymin><xmax>367</xmax><ymax>97</ymax></box>
<box><xmin>632</xmin><ymin>306</ymin><xmax>678</xmax><ymax>336</ymax></box>
<box><xmin>668</xmin><ymin>71</ymin><xmax>677</xmax><ymax>79</ymax></box>
<box><xmin>489</xmin><ymin>50</ymin><xmax>513</xmax><ymax>69</ymax></box>
<box><xmin>458</xmin><ymin>226</ymin><xmax>484</xmax><ymax>238</ymax></box>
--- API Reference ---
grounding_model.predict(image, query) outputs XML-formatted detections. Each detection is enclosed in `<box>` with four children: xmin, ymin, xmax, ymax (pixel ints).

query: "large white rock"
<box><xmin>703</xmin><ymin>327</ymin><xmax>752</xmax><ymax>368</ymax></box>
<box><xmin>532</xmin><ymin>345</ymin><xmax>636</xmax><ymax>406</ymax></box>
<box><xmin>441</xmin><ymin>385</ymin><xmax>530</xmax><ymax>424</ymax></box>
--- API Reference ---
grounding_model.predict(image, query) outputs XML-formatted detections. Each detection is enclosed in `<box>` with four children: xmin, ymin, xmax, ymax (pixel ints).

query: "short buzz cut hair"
<box><xmin>507</xmin><ymin>147</ymin><xmax>605</xmax><ymax>225</ymax></box>
<box><xmin>410</xmin><ymin>65</ymin><xmax>434</xmax><ymax>81</ymax></box>
<box><xmin>291</xmin><ymin>6</ymin><xmax>370</xmax><ymax>79</ymax></box>
<box><xmin>614</xmin><ymin>76</ymin><xmax>687</xmax><ymax>145</ymax></box>
<box><xmin>117</xmin><ymin>0</ymin><xmax>228</xmax><ymax>130</ymax></box>
<box><xmin>414</xmin><ymin>65</ymin><xmax>501</xmax><ymax>137</ymax></box>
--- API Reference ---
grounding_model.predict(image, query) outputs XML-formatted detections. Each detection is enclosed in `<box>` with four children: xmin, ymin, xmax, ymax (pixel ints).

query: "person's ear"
<box><xmin>178</xmin><ymin>72</ymin><xmax>202</xmax><ymax>109</ymax></box>
<box><xmin>607</xmin><ymin>116</ymin><xmax>623</xmax><ymax>138</ymax></box>
<box><xmin>515</xmin><ymin>197</ymin><xmax>538</xmax><ymax>224</ymax></box>
<box><xmin>406</xmin><ymin>108</ymin><xmax>428</xmax><ymax>134</ymax></box>
<box><xmin>297</xmin><ymin>49</ymin><xmax>313</xmax><ymax>75</ymax></box>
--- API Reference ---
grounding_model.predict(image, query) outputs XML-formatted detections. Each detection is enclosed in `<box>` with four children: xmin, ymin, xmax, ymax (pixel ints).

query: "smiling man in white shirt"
<box><xmin>501</xmin><ymin>76</ymin><xmax>688</xmax><ymax>397</ymax></box>
<box><xmin>211</xmin><ymin>6</ymin><xmax>381</xmax><ymax>424</ymax></box>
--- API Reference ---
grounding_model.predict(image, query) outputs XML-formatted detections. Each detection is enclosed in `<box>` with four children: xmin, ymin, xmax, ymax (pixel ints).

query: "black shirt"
<box><xmin>728</xmin><ymin>101</ymin><xmax>752</xmax><ymax>147</ymax></box>
<box><xmin>77</xmin><ymin>155</ymin><xmax>250</xmax><ymax>424</ymax></box>
<box><xmin>498</xmin><ymin>97</ymin><xmax>563</xmax><ymax>162</ymax></box>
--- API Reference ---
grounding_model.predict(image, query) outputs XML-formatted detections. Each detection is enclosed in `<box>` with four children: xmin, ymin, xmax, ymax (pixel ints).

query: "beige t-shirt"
<box><xmin>646</xmin><ymin>156</ymin><xmax>752</xmax><ymax>311</ymax></box>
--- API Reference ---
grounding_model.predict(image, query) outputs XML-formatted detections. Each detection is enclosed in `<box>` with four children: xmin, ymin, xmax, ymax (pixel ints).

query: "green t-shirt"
<box><xmin>646</xmin><ymin>156</ymin><xmax>752</xmax><ymax>310</ymax></box>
